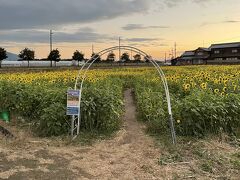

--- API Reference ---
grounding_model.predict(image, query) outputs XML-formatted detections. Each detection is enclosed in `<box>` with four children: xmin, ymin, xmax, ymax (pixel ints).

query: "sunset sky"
<box><xmin>1</xmin><ymin>0</ymin><xmax>240</xmax><ymax>60</ymax></box>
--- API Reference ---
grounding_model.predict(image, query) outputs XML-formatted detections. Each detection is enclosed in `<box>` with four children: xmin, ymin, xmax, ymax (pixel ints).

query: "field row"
<box><xmin>0</xmin><ymin>66</ymin><xmax>240</xmax><ymax>138</ymax></box>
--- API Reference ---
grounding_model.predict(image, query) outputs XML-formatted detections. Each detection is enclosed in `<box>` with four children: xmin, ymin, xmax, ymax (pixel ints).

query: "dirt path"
<box><xmin>0</xmin><ymin>89</ymin><xmax>167</xmax><ymax>180</ymax></box>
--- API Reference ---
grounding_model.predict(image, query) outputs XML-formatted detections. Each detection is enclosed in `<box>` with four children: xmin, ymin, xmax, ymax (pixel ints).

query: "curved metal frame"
<box><xmin>73</xmin><ymin>46</ymin><xmax>176</xmax><ymax>144</ymax></box>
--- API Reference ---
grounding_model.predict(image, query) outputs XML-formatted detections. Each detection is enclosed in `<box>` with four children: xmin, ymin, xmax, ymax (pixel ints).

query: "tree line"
<box><xmin>0</xmin><ymin>47</ymin><xmax>150</xmax><ymax>68</ymax></box>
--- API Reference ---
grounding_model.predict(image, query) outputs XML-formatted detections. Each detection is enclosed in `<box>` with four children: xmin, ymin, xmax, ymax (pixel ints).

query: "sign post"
<box><xmin>67</xmin><ymin>90</ymin><xmax>80</xmax><ymax>138</ymax></box>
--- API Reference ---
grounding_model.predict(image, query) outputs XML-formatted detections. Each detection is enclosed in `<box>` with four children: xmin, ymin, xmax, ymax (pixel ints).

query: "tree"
<box><xmin>0</xmin><ymin>47</ymin><xmax>8</xmax><ymax>68</ymax></box>
<box><xmin>133</xmin><ymin>54</ymin><xmax>141</xmax><ymax>62</ymax></box>
<box><xmin>144</xmin><ymin>55</ymin><xmax>152</xmax><ymax>63</ymax></box>
<box><xmin>19</xmin><ymin>48</ymin><xmax>35</xmax><ymax>67</ymax></box>
<box><xmin>72</xmin><ymin>50</ymin><xmax>84</xmax><ymax>66</ymax></box>
<box><xmin>106</xmin><ymin>52</ymin><xmax>115</xmax><ymax>62</ymax></box>
<box><xmin>48</xmin><ymin>49</ymin><xmax>61</xmax><ymax>67</ymax></box>
<box><xmin>120</xmin><ymin>52</ymin><xmax>130</xmax><ymax>62</ymax></box>
<box><xmin>91</xmin><ymin>53</ymin><xmax>101</xmax><ymax>63</ymax></box>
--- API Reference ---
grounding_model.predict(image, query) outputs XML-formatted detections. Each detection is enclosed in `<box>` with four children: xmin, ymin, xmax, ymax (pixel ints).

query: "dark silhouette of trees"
<box><xmin>72</xmin><ymin>50</ymin><xmax>84</xmax><ymax>66</ymax></box>
<box><xmin>19</xmin><ymin>48</ymin><xmax>35</xmax><ymax>67</ymax></box>
<box><xmin>0</xmin><ymin>47</ymin><xmax>7</xmax><ymax>68</ymax></box>
<box><xmin>120</xmin><ymin>52</ymin><xmax>130</xmax><ymax>62</ymax></box>
<box><xmin>106</xmin><ymin>52</ymin><xmax>115</xmax><ymax>62</ymax></box>
<box><xmin>48</xmin><ymin>49</ymin><xmax>61</xmax><ymax>67</ymax></box>
<box><xmin>133</xmin><ymin>54</ymin><xmax>141</xmax><ymax>62</ymax></box>
<box><xmin>144</xmin><ymin>55</ymin><xmax>152</xmax><ymax>63</ymax></box>
<box><xmin>91</xmin><ymin>53</ymin><xmax>101</xmax><ymax>63</ymax></box>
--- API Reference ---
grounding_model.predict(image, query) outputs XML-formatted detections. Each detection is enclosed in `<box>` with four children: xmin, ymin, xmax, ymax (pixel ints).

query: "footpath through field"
<box><xmin>0</xmin><ymin>89</ymin><xmax>168</xmax><ymax>179</ymax></box>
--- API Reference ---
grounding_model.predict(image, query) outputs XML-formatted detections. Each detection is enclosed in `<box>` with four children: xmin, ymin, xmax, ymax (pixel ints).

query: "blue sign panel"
<box><xmin>67</xmin><ymin>90</ymin><xmax>80</xmax><ymax>115</ymax></box>
<box><xmin>67</xmin><ymin>107</ymin><xmax>79</xmax><ymax>116</ymax></box>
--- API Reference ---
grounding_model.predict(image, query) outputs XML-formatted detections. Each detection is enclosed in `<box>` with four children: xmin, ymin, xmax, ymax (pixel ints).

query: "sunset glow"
<box><xmin>1</xmin><ymin>0</ymin><xmax>240</xmax><ymax>59</ymax></box>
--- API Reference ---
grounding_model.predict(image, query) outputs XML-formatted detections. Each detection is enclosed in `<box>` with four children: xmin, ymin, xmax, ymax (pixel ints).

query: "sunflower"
<box><xmin>200</xmin><ymin>82</ymin><xmax>207</xmax><ymax>90</ymax></box>
<box><xmin>183</xmin><ymin>84</ymin><xmax>191</xmax><ymax>91</ymax></box>
<box><xmin>220</xmin><ymin>92</ymin><xmax>225</xmax><ymax>96</ymax></box>
<box><xmin>223</xmin><ymin>87</ymin><xmax>227</xmax><ymax>92</ymax></box>
<box><xmin>214</xmin><ymin>89</ymin><xmax>220</xmax><ymax>93</ymax></box>
<box><xmin>233</xmin><ymin>85</ymin><xmax>237</xmax><ymax>91</ymax></box>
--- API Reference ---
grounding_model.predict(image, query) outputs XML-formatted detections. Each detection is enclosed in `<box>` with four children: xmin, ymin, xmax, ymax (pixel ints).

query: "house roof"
<box><xmin>181</xmin><ymin>51</ymin><xmax>195</xmax><ymax>57</ymax></box>
<box><xmin>179</xmin><ymin>57</ymin><xmax>194</xmax><ymax>60</ymax></box>
<box><xmin>179</xmin><ymin>55</ymin><xmax>209</xmax><ymax>60</ymax></box>
<box><xmin>209</xmin><ymin>42</ymin><xmax>240</xmax><ymax>49</ymax></box>
<box><xmin>195</xmin><ymin>47</ymin><xmax>210</xmax><ymax>51</ymax></box>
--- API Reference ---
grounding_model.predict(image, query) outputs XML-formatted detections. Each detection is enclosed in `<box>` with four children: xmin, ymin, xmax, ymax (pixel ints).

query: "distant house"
<box><xmin>177</xmin><ymin>51</ymin><xmax>195</xmax><ymax>65</ymax></box>
<box><xmin>194</xmin><ymin>47</ymin><xmax>210</xmax><ymax>63</ymax></box>
<box><xmin>174</xmin><ymin>48</ymin><xmax>210</xmax><ymax>65</ymax></box>
<box><xmin>209</xmin><ymin>42</ymin><xmax>240</xmax><ymax>62</ymax></box>
<box><xmin>172</xmin><ymin>42</ymin><xmax>240</xmax><ymax>65</ymax></box>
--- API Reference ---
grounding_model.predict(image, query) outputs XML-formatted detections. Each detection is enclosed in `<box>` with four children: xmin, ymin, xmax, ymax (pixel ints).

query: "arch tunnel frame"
<box><xmin>72</xmin><ymin>45</ymin><xmax>176</xmax><ymax>144</ymax></box>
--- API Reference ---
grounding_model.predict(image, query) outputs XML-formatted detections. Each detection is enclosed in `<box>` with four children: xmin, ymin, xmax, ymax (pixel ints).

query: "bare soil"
<box><xmin>0</xmin><ymin>89</ymin><xmax>239</xmax><ymax>179</ymax></box>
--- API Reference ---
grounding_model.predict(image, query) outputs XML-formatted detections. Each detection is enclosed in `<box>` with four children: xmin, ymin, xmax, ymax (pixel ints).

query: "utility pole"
<box><xmin>174</xmin><ymin>42</ymin><xmax>177</xmax><ymax>58</ymax></box>
<box><xmin>169</xmin><ymin>51</ymin><xmax>171</xmax><ymax>60</ymax></box>
<box><xmin>119</xmin><ymin>37</ymin><xmax>121</xmax><ymax>61</ymax></box>
<box><xmin>50</xmin><ymin>30</ymin><xmax>53</xmax><ymax>53</ymax></box>
<box><xmin>165</xmin><ymin>52</ymin><xmax>167</xmax><ymax>63</ymax></box>
<box><xmin>50</xmin><ymin>30</ymin><xmax>53</xmax><ymax>67</ymax></box>
<box><xmin>92</xmin><ymin>44</ymin><xmax>94</xmax><ymax>54</ymax></box>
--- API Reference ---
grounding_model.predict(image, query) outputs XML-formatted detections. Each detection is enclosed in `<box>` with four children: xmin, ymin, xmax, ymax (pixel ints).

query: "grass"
<box><xmin>231</xmin><ymin>152</ymin><xmax>240</xmax><ymax>170</ymax></box>
<box><xmin>149</xmin><ymin>132</ymin><xmax>240</xmax><ymax>179</ymax></box>
<box><xmin>0</xmin><ymin>115</ymin><xmax>117</xmax><ymax>149</ymax></box>
<box><xmin>69</xmin><ymin>130</ymin><xmax>115</xmax><ymax>146</ymax></box>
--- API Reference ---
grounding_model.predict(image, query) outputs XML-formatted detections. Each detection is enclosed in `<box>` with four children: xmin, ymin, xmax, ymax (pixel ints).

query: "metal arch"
<box><xmin>75</xmin><ymin>46</ymin><xmax>172</xmax><ymax>116</ymax></box>
<box><xmin>73</xmin><ymin>46</ymin><xmax>176</xmax><ymax>144</ymax></box>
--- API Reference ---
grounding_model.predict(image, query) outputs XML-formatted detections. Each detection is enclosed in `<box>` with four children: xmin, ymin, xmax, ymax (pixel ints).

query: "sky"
<box><xmin>0</xmin><ymin>0</ymin><xmax>240</xmax><ymax>60</ymax></box>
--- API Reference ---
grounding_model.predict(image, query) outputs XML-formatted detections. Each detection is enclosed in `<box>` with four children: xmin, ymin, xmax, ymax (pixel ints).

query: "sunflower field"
<box><xmin>0</xmin><ymin>65</ymin><xmax>240</xmax><ymax>137</ymax></box>
<box><xmin>134</xmin><ymin>65</ymin><xmax>240</xmax><ymax>137</ymax></box>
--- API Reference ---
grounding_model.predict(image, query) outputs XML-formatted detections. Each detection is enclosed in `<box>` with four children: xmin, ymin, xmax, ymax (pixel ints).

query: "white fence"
<box><xmin>1</xmin><ymin>60</ymin><xmax>84</xmax><ymax>67</ymax></box>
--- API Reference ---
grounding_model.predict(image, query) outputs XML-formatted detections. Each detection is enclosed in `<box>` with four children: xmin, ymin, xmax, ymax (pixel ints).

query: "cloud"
<box><xmin>222</xmin><ymin>20</ymin><xmax>240</xmax><ymax>23</ymax></box>
<box><xmin>151</xmin><ymin>43</ymin><xmax>169</xmax><ymax>47</ymax></box>
<box><xmin>201</xmin><ymin>20</ymin><xmax>240</xmax><ymax>27</ymax></box>
<box><xmin>0</xmin><ymin>28</ymin><xmax>114</xmax><ymax>43</ymax></box>
<box><xmin>125</xmin><ymin>38</ymin><xmax>161</xmax><ymax>42</ymax></box>
<box><xmin>192</xmin><ymin>0</ymin><xmax>219</xmax><ymax>3</ymax></box>
<box><xmin>162</xmin><ymin>0</ymin><xmax>222</xmax><ymax>8</ymax></box>
<box><xmin>162</xmin><ymin>0</ymin><xmax>182</xmax><ymax>8</ymax></box>
<box><xmin>0</xmin><ymin>28</ymin><xmax>162</xmax><ymax>45</ymax></box>
<box><xmin>0</xmin><ymin>0</ymin><xmax>225</xmax><ymax>30</ymax></box>
<box><xmin>0</xmin><ymin>0</ymin><xmax>150</xmax><ymax>29</ymax></box>
<box><xmin>122</xmin><ymin>24</ymin><xmax>169</xmax><ymax>31</ymax></box>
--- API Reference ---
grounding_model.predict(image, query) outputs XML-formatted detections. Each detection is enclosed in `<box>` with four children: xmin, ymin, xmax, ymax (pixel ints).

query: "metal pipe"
<box><xmin>74</xmin><ymin>46</ymin><xmax>176</xmax><ymax>144</ymax></box>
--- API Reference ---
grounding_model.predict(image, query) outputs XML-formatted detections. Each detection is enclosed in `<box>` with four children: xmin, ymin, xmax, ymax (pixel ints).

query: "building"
<box><xmin>208</xmin><ymin>42</ymin><xmax>240</xmax><ymax>63</ymax></box>
<box><xmin>194</xmin><ymin>47</ymin><xmax>210</xmax><ymax>63</ymax></box>
<box><xmin>173</xmin><ymin>48</ymin><xmax>210</xmax><ymax>65</ymax></box>
<box><xmin>172</xmin><ymin>42</ymin><xmax>240</xmax><ymax>65</ymax></box>
<box><xmin>175</xmin><ymin>51</ymin><xmax>195</xmax><ymax>65</ymax></box>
